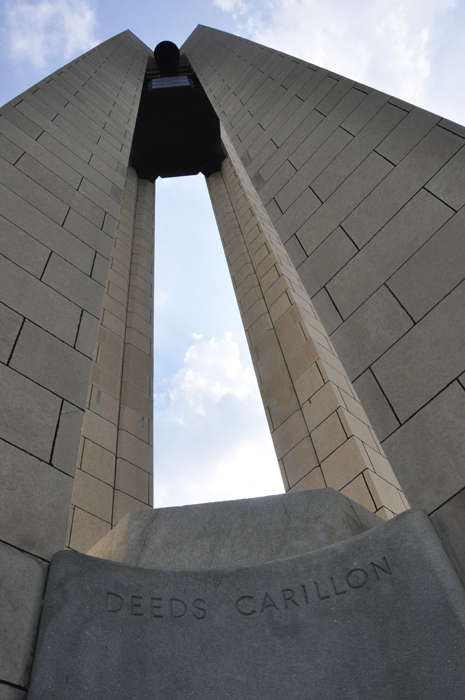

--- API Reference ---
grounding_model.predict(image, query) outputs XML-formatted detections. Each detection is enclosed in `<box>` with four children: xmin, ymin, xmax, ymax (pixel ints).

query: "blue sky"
<box><xmin>1</xmin><ymin>0</ymin><xmax>465</xmax><ymax>507</ymax></box>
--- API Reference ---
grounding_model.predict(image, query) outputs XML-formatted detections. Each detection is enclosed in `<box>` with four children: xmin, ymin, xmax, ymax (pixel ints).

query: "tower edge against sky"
<box><xmin>183</xmin><ymin>24</ymin><xmax>465</xmax><ymax>557</ymax></box>
<box><xmin>0</xmin><ymin>30</ymin><xmax>154</xmax><ymax>691</ymax></box>
<box><xmin>0</xmin><ymin>23</ymin><xmax>465</xmax><ymax>693</ymax></box>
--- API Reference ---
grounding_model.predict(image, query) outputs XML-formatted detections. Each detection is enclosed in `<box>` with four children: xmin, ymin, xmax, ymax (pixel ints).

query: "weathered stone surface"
<box><xmin>0</xmin><ymin>684</ymin><xmax>26</xmax><ymax>700</ymax></box>
<box><xmin>430</xmin><ymin>489</ymin><xmax>465</xmax><ymax>586</ymax></box>
<box><xmin>383</xmin><ymin>383</ymin><xmax>465</xmax><ymax>513</ymax></box>
<box><xmin>29</xmin><ymin>510</ymin><xmax>465</xmax><ymax>699</ymax></box>
<box><xmin>0</xmin><ymin>542</ymin><xmax>48</xmax><ymax>687</ymax></box>
<box><xmin>88</xmin><ymin>489</ymin><xmax>380</xmax><ymax>569</ymax></box>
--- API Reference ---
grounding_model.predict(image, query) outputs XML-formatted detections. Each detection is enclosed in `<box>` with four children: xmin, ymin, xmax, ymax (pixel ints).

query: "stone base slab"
<box><xmin>28</xmin><ymin>510</ymin><xmax>465</xmax><ymax>699</ymax></box>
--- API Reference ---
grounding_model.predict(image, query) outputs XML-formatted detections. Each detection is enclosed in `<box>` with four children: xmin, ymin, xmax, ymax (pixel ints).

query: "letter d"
<box><xmin>107</xmin><ymin>592</ymin><xmax>124</xmax><ymax>612</ymax></box>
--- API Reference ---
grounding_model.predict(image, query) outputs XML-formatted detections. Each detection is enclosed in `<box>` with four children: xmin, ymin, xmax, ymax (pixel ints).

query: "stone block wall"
<box><xmin>0</xmin><ymin>31</ymin><xmax>151</xmax><ymax>693</ymax></box>
<box><xmin>184</xmin><ymin>27</ymin><xmax>465</xmax><ymax>545</ymax></box>
<box><xmin>208</xmin><ymin>130</ymin><xmax>407</xmax><ymax>518</ymax></box>
<box><xmin>67</xmin><ymin>167</ymin><xmax>154</xmax><ymax>554</ymax></box>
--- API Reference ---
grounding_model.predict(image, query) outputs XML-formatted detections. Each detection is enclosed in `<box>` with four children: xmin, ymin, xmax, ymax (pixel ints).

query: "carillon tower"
<box><xmin>0</xmin><ymin>25</ymin><xmax>465</xmax><ymax>699</ymax></box>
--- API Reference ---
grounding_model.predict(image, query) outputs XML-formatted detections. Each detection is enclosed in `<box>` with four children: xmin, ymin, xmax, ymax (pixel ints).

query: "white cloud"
<box><xmin>212</xmin><ymin>0</ymin><xmax>247</xmax><ymax>18</ymax></box>
<box><xmin>215</xmin><ymin>0</ymin><xmax>460</xmax><ymax>115</ymax></box>
<box><xmin>157</xmin><ymin>332</ymin><xmax>258</xmax><ymax>425</ymax></box>
<box><xmin>5</xmin><ymin>0</ymin><xmax>98</xmax><ymax>70</ymax></box>
<box><xmin>154</xmin><ymin>333</ymin><xmax>283</xmax><ymax>508</ymax></box>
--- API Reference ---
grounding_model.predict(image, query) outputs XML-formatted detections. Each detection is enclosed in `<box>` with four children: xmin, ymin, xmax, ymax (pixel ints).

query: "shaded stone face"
<box><xmin>28</xmin><ymin>511</ymin><xmax>465</xmax><ymax>699</ymax></box>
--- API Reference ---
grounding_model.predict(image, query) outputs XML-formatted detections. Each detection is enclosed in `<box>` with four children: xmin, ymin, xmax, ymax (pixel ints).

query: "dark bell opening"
<box><xmin>130</xmin><ymin>42</ymin><xmax>225</xmax><ymax>181</ymax></box>
<box><xmin>154</xmin><ymin>41</ymin><xmax>180</xmax><ymax>77</ymax></box>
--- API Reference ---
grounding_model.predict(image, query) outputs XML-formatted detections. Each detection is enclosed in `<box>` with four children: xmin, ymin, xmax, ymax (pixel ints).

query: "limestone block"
<box><xmin>81</xmin><ymin>411</ymin><xmax>117</xmax><ymax>454</ymax></box>
<box><xmin>52</xmin><ymin>402</ymin><xmax>84</xmax><ymax>476</ymax></box>
<box><xmin>267</xmin><ymin>385</ymin><xmax>301</xmax><ymax>429</ymax></box>
<box><xmin>328</xmin><ymin>189</ymin><xmax>453</xmax><ymax>317</ymax></box>
<box><xmin>0</xmin><ymin>542</ymin><xmax>47</xmax><ymax>687</ymax></box>
<box><xmin>0</xmin><ymin>684</ymin><xmax>26</xmax><ymax>699</ymax></box>
<box><xmin>387</xmin><ymin>207</ymin><xmax>465</xmax><ymax>321</ymax></box>
<box><xmin>373</xmin><ymin>282</ymin><xmax>465</xmax><ymax>422</ymax></box>
<box><xmin>10</xmin><ymin>321</ymin><xmax>92</xmax><ymax>409</ymax></box>
<box><xmin>80</xmin><ymin>439</ymin><xmax>116</xmax><ymax>485</ymax></box>
<box><xmin>282</xmin><ymin>437</ymin><xmax>319</xmax><ymax>488</ymax></box>
<box><xmin>352</xmin><ymin>370</ymin><xmax>399</xmax><ymax>441</ymax></box>
<box><xmin>430</xmin><ymin>489</ymin><xmax>465</xmax><ymax>585</ymax></box>
<box><xmin>118</xmin><ymin>405</ymin><xmax>150</xmax><ymax>442</ymax></box>
<box><xmin>0</xmin><ymin>104</ymin><xmax>42</xmax><ymax>139</ymax></box>
<box><xmin>0</xmin><ymin>131</ymin><xmax>24</xmax><ymax>164</ymax></box>
<box><xmin>0</xmin><ymin>302</ymin><xmax>22</xmax><ymax>363</ymax></box>
<box><xmin>343</xmin><ymin>126</ymin><xmax>462</xmax><ymax>246</ymax></box>
<box><xmin>0</xmin><ymin>440</ymin><xmax>73</xmax><ymax>559</ymax></box>
<box><xmin>311</xmin><ymin>289</ymin><xmax>342</xmax><ymax>335</ymax></box>
<box><xmin>90</xmin><ymin>363</ymin><xmax>120</xmax><ymax>398</ymax></box>
<box><xmin>272</xmin><ymin>410</ymin><xmax>309</xmax><ymax>460</ymax></box>
<box><xmin>298</xmin><ymin>227</ymin><xmax>357</xmax><ymax>297</ymax></box>
<box><xmin>296</xmin><ymin>152</ymin><xmax>392</xmax><ymax>256</ymax></box>
<box><xmin>115</xmin><ymin>459</ymin><xmax>149</xmax><ymax>502</ymax></box>
<box><xmin>312</xmin><ymin>103</ymin><xmax>405</xmax><ymax>201</ymax></box>
<box><xmin>0</xmin><ymin>114</ymin><xmax>82</xmax><ymax>189</ymax></box>
<box><xmin>340</xmin><ymin>474</ymin><xmax>375</xmax><ymax>512</ymax></box>
<box><xmin>302</xmin><ymin>381</ymin><xmax>343</xmax><ymax>432</ymax></box>
<box><xmin>42</xmin><ymin>253</ymin><xmax>105</xmax><ymax>318</ymax></box>
<box><xmin>331</xmin><ymin>286</ymin><xmax>413</xmax><ymax>380</ymax></box>
<box><xmin>0</xmin><ymin>254</ymin><xmax>82</xmax><ymax>345</ymax></box>
<box><xmin>69</xmin><ymin>507</ymin><xmax>111</xmax><ymax>554</ymax></box>
<box><xmin>0</xmin><ymin>215</ymin><xmax>50</xmax><ymax>278</ymax></box>
<box><xmin>72</xmin><ymin>470</ymin><xmax>113</xmax><ymax>522</ymax></box>
<box><xmin>92</xmin><ymin>253</ymin><xmax>111</xmax><ymax>285</ymax></box>
<box><xmin>376</xmin><ymin>107</ymin><xmax>439</xmax><ymax>164</ymax></box>
<box><xmin>116</xmin><ymin>431</ymin><xmax>152</xmax><ymax>472</ymax></box>
<box><xmin>75</xmin><ymin>311</ymin><xmax>99</xmax><ymax>359</ymax></box>
<box><xmin>384</xmin><ymin>382</ymin><xmax>465</xmax><ymax>512</ymax></box>
<box><xmin>294</xmin><ymin>363</ymin><xmax>325</xmax><ymax>404</ymax></box>
<box><xmin>277</xmin><ymin>128</ymin><xmax>352</xmax><ymax>212</ymax></box>
<box><xmin>120</xmin><ymin>382</ymin><xmax>152</xmax><ymax>417</ymax></box>
<box><xmin>364</xmin><ymin>470</ymin><xmax>406</xmax><ymax>514</ymax></box>
<box><xmin>89</xmin><ymin>386</ymin><xmax>119</xmax><ymax>425</ymax></box>
<box><xmin>286</xmin><ymin>338</ymin><xmax>319</xmax><ymax>381</ymax></box>
<box><xmin>63</xmin><ymin>208</ymin><xmax>113</xmax><ymax>258</ymax></box>
<box><xmin>112</xmin><ymin>491</ymin><xmax>151</xmax><ymax>525</ymax></box>
<box><xmin>320</xmin><ymin>436</ymin><xmax>371</xmax><ymax>492</ymax></box>
<box><xmin>15</xmin><ymin>152</ymin><xmax>105</xmax><ymax>227</ymax></box>
<box><xmin>340</xmin><ymin>90</ymin><xmax>389</xmax><ymax>136</ymax></box>
<box><xmin>0</xmin><ymin>362</ymin><xmax>61</xmax><ymax>461</ymax></box>
<box><xmin>311</xmin><ymin>411</ymin><xmax>346</xmax><ymax>461</ymax></box>
<box><xmin>96</xmin><ymin>343</ymin><xmax>122</xmax><ymax>377</ymax></box>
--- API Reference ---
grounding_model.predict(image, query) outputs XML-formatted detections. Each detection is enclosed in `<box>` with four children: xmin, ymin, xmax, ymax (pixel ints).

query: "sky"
<box><xmin>1</xmin><ymin>0</ymin><xmax>465</xmax><ymax>508</ymax></box>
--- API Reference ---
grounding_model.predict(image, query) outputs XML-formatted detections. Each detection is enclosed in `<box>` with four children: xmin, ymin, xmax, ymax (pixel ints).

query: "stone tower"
<box><xmin>0</xmin><ymin>25</ymin><xmax>464</xmax><ymax>696</ymax></box>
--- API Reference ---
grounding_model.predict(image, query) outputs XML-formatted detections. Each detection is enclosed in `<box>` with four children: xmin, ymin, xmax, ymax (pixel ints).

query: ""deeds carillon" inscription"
<box><xmin>105</xmin><ymin>556</ymin><xmax>392</xmax><ymax>620</ymax></box>
<box><xmin>28</xmin><ymin>511</ymin><xmax>465</xmax><ymax>700</ymax></box>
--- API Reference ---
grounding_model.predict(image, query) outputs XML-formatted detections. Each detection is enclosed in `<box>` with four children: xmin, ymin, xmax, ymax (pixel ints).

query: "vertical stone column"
<box><xmin>185</xmin><ymin>26</ymin><xmax>465</xmax><ymax>574</ymax></box>
<box><xmin>0</xmin><ymin>32</ymin><xmax>151</xmax><ymax>694</ymax></box>
<box><xmin>114</xmin><ymin>178</ymin><xmax>154</xmax><ymax>525</ymax></box>
<box><xmin>208</xmin><ymin>130</ymin><xmax>408</xmax><ymax>519</ymax></box>
<box><xmin>67</xmin><ymin>168</ymin><xmax>154</xmax><ymax>554</ymax></box>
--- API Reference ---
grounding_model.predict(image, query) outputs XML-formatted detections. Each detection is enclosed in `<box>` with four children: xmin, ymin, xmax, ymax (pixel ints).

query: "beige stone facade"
<box><xmin>2</xmin><ymin>23</ymin><xmax>465</xmax><ymax>694</ymax></box>
<box><xmin>0</xmin><ymin>31</ymin><xmax>152</xmax><ymax>692</ymax></box>
<box><xmin>184</xmin><ymin>25</ymin><xmax>465</xmax><ymax>569</ymax></box>
<box><xmin>208</xmin><ymin>130</ymin><xmax>407</xmax><ymax>519</ymax></box>
<box><xmin>67</xmin><ymin>167</ymin><xmax>153</xmax><ymax>554</ymax></box>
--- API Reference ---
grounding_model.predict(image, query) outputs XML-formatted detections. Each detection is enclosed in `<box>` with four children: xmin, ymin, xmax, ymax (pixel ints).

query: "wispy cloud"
<box><xmin>5</xmin><ymin>0</ymin><xmax>98</xmax><ymax>70</ymax></box>
<box><xmin>214</xmin><ymin>0</ymin><xmax>460</xmax><ymax>118</ymax></box>
<box><xmin>154</xmin><ymin>333</ymin><xmax>283</xmax><ymax>508</ymax></box>
<box><xmin>212</xmin><ymin>0</ymin><xmax>248</xmax><ymax>19</ymax></box>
